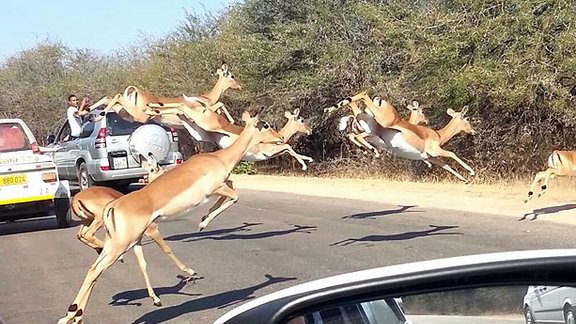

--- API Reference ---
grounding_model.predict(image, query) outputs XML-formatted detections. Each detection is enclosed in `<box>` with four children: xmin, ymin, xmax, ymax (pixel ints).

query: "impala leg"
<box><xmin>144</xmin><ymin>106</ymin><xmax>186</xmax><ymax>116</ymax></box>
<box><xmin>132</xmin><ymin>241</ymin><xmax>162</xmax><ymax>306</ymax></box>
<box><xmin>211</xmin><ymin>102</ymin><xmax>235</xmax><ymax>124</ymax></box>
<box><xmin>263</xmin><ymin>143</ymin><xmax>313</xmax><ymax>171</ymax></box>
<box><xmin>426</xmin><ymin>157</ymin><xmax>469</xmax><ymax>183</ymax></box>
<box><xmin>144</xmin><ymin>223</ymin><xmax>196</xmax><ymax>278</ymax></box>
<box><xmin>109</xmin><ymin>94</ymin><xmax>150</xmax><ymax>123</ymax></box>
<box><xmin>355</xmin><ymin>132</ymin><xmax>380</xmax><ymax>157</ymax></box>
<box><xmin>77</xmin><ymin>219</ymin><xmax>105</xmax><ymax>254</ymax></box>
<box><xmin>198</xmin><ymin>184</ymin><xmax>239</xmax><ymax>231</ymax></box>
<box><xmin>432</xmin><ymin>147</ymin><xmax>475</xmax><ymax>176</ymax></box>
<box><xmin>526</xmin><ymin>170</ymin><xmax>552</xmax><ymax>202</ymax></box>
<box><xmin>347</xmin><ymin>133</ymin><xmax>365</xmax><ymax>148</ymax></box>
<box><xmin>58</xmin><ymin>240</ymin><xmax>129</xmax><ymax>324</ymax></box>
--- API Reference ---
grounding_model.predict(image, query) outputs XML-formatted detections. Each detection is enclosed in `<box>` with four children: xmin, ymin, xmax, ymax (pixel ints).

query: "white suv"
<box><xmin>0</xmin><ymin>118</ymin><xmax>71</xmax><ymax>227</ymax></box>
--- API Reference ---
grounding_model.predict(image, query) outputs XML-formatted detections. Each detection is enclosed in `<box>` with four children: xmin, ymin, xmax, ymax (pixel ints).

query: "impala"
<box><xmin>58</xmin><ymin>110</ymin><xmax>269</xmax><ymax>324</ymax></box>
<box><xmin>338</xmin><ymin>100</ymin><xmax>428</xmax><ymax>158</ymax></box>
<box><xmin>242</xmin><ymin>108</ymin><xmax>314</xmax><ymax>170</ymax></box>
<box><xmin>90</xmin><ymin>62</ymin><xmax>239</xmax><ymax>127</ymax></box>
<box><xmin>354</xmin><ymin>106</ymin><xmax>476</xmax><ymax>182</ymax></box>
<box><xmin>71</xmin><ymin>184</ymin><xmax>196</xmax><ymax>307</ymax></box>
<box><xmin>148</xmin><ymin>105</ymin><xmax>314</xmax><ymax>170</ymax></box>
<box><xmin>525</xmin><ymin>150</ymin><xmax>576</xmax><ymax>202</ymax></box>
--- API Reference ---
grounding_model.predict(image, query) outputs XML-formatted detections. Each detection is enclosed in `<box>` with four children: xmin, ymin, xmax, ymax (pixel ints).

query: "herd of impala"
<box><xmin>56</xmin><ymin>62</ymin><xmax>575</xmax><ymax>323</ymax></box>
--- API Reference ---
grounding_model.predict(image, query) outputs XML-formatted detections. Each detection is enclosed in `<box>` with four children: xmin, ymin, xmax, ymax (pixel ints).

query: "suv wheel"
<box><xmin>77</xmin><ymin>162</ymin><xmax>95</xmax><ymax>191</ymax></box>
<box><xmin>566</xmin><ymin>308</ymin><xmax>575</xmax><ymax>324</ymax></box>
<box><xmin>525</xmin><ymin>306</ymin><xmax>538</xmax><ymax>324</ymax></box>
<box><xmin>54</xmin><ymin>198</ymin><xmax>72</xmax><ymax>228</ymax></box>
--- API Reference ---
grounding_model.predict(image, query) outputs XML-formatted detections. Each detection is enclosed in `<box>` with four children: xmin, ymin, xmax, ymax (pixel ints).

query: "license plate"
<box><xmin>0</xmin><ymin>174</ymin><xmax>27</xmax><ymax>186</ymax></box>
<box><xmin>112</xmin><ymin>157</ymin><xmax>128</xmax><ymax>169</ymax></box>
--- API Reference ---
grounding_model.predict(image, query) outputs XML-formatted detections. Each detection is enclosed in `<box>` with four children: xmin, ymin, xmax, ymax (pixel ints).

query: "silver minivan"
<box><xmin>523</xmin><ymin>285</ymin><xmax>576</xmax><ymax>324</ymax></box>
<box><xmin>46</xmin><ymin>110</ymin><xmax>183</xmax><ymax>190</ymax></box>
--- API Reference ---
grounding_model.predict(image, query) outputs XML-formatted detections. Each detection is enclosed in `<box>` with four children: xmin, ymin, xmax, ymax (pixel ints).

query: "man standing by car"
<box><xmin>67</xmin><ymin>94</ymin><xmax>89</xmax><ymax>140</ymax></box>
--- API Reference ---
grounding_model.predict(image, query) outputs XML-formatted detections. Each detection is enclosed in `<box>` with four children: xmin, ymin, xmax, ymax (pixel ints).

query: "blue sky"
<box><xmin>0</xmin><ymin>0</ymin><xmax>239</xmax><ymax>63</ymax></box>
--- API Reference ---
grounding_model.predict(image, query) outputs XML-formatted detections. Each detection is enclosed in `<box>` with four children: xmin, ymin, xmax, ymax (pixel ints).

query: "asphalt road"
<box><xmin>0</xmin><ymin>189</ymin><xmax>574</xmax><ymax>323</ymax></box>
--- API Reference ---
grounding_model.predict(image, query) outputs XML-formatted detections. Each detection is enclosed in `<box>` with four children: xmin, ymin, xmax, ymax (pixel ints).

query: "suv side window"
<box><xmin>56</xmin><ymin>121</ymin><xmax>72</xmax><ymax>143</ymax></box>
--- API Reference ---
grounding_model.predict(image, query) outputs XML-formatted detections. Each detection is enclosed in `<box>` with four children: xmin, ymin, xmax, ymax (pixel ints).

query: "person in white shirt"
<box><xmin>66</xmin><ymin>94</ymin><xmax>89</xmax><ymax>139</ymax></box>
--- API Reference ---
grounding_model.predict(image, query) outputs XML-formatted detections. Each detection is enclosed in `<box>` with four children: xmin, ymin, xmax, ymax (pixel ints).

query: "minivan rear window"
<box><xmin>106</xmin><ymin>112</ymin><xmax>169</xmax><ymax>136</ymax></box>
<box><xmin>0</xmin><ymin>123</ymin><xmax>30</xmax><ymax>153</ymax></box>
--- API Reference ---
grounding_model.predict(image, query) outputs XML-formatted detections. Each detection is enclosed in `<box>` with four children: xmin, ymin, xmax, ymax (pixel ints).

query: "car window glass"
<box><xmin>106</xmin><ymin>112</ymin><xmax>143</xmax><ymax>136</ymax></box>
<box><xmin>57</xmin><ymin>122</ymin><xmax>72</xmax><ymax>142</ymax></box>
<box><xmin>292</xmin><ymin>298</ymin><xmax>405</xmax><ymax>324</ymax></box>
<box><xmin>0</xmin><ymin>123</ymin><xmax>30</xmax><ymax>153</ymax></box>
<box><xmin>79</xmin><ymin>122</ymin><xmax>95</xmax><ymax>138</ymax></box>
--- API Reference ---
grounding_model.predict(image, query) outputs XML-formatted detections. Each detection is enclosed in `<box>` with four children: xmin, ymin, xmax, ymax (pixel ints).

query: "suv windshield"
<box><xmin>0</xmin><ymin>123</ymin><xmax>30</xmax><ymax>153</ymax></box>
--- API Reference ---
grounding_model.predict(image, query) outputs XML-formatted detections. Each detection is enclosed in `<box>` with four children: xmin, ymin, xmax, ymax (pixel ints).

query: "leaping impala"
<box><xmin>89</xmin><ymin>62</ymin><xmax>239</xmax><ymax>126</ymax></box>
<box><xmin>338</xmin><ymin>99</ymin><xmax>428</xmax><ymax>158</ymax></box>
<box><xmin>147</xmin><ymin>105</ymin><xmax>314</xmax><ymax>170</ymax></box>
<box><xmin>58</xmin><ymin>110</ymin><xmax>269</xmax><ymax>324</ymax></box>
<box><xmin>525</xmin><ymin>150</ymin><xmax>576</xmax><ymax>202</ymax></box>
<box><xmin>347</xmin><ymin>106</ymin><xmax>477</xmax><ymax>182</ymax></box>
<box><xmin>71</xmin><ymin>186</ymin><xmax>196</xmax><ymax>307</ymax></box>
<box><xmin>242</xmin><ymin>108</ymin><xmax>314</xmax><ymax>170</ymax></box>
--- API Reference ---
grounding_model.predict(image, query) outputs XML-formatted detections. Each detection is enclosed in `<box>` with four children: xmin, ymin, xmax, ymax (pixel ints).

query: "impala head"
<box><xmin>447</xmin><ymin>106</ymin><xmax>476</xmax><ymax>135</ymax></box>
<box><xmin>284</xmin><ymin>108</ymin><xmax>312</xmax><ymax>135</ymax></box>
<box><xmin>216</xmin><ymin>62</ymin><xmax>242</xmax><ymax>90</ymax></box>
<box><xmin>407</xmin><ymin>100</ymin><xmax>428</xmax><ymax>125</ymax></box>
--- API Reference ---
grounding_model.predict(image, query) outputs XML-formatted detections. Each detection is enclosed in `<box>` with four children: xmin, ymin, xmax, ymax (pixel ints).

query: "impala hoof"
<box><xmin>153</xmin><ymin>300</ymin><xmax>162</xmax><ymax>307</ymax></box>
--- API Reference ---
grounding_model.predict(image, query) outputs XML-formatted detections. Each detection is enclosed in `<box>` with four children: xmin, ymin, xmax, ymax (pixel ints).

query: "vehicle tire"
<box><xmin>525</xmin><ymin>306</ymin><xmax>538</xmax><ymax>324</ymax></box>
<box><xmin>77</xmin><ymin>162</ymin><xmax>95</xmax><ymax>191</ymax></box>
<box><xmin>566</xmin><ymin>308</ymin><xmax>575</xmax><ymax>324</ymax></box>
<box><xmin>54</xmin><ymin>198</ymin><xmax>72</xmax><ymax>228</ymax></box>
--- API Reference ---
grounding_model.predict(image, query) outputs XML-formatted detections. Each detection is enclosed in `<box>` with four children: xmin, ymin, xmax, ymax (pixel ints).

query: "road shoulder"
<box><xmin>229</xmin><ymin>174</ymin><xmax>576</xmax><ymax>226</ymax></box>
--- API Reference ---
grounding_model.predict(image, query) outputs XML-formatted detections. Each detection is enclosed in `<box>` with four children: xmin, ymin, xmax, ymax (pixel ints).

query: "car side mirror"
<box><xmin>46</xmin><ymin>134</ymin><xmax>56</xmax><ymax>145</ymax></box>
<box><xmin>80</xmin><ymin>123</ymin><xmax>95</xmax><ymax>138</ymax></box>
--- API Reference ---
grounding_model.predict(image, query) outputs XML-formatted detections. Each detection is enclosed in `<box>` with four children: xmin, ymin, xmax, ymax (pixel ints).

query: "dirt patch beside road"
<box><xmin>229</xmin><ymin>174</ymin><xmax>576</xmax><ymax>226</ymax></box>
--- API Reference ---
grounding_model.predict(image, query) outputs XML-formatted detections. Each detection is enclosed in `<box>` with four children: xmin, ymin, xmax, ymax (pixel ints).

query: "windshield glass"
<box><xmin>0</xmin><ymin>123</ymin><xmax>30</xmax><ymax>153</ymax></box>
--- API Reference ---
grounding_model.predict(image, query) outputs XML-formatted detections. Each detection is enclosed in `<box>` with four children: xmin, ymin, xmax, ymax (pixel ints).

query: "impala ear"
<box><xmin>447</xmin><ymin>108</ymin><xmax>456</xmax><ymax>117</ymax></box>
<box><xmin>284</xmin><ymin>111</ymin><xmax>292</xmax><ymax>119</ymax></box>
<box><xmin>293</xmin><ymin>108</ymin><xmax>300</xmax><ymax>117</ymax></box>
<box><xmin>221</xmin><ymin>62</ymin><xmax>229</xmax><ymax>75</ymax></box>
<box><xmin>412</xmin><ymin>101</ymin><xmax>419</xmax><ymax>109</ymax></box>
<box><xmin>461</xmin><ymin>105</ymin><xmax>469</xmax><ymax>115</ymax></box>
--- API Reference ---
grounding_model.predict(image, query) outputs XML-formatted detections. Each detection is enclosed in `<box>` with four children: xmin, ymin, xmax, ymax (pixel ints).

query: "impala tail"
<box><xmin>547</xmin><ymin>151</ymin><xmax>562</xmax><ymax>169</ymax></box>
<box><xmin>71</xmin><ymin>199</ymin><xmax>95</xmax><ymax>222</ymax></box>
<box><xmin>338</xmin><ymin>116</ymin><xmax>352</xmax><ymax>131</ymax></box>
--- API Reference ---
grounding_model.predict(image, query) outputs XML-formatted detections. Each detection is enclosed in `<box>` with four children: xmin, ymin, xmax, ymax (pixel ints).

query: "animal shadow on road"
<box><xmin>110</xmin><ymin>275</ymin><xmax>203</xmax><ymax>307</ymax></box>
<box><xmin>519</xmin><ymin>203</ymin><xmax>576</xmax><ymax>221</ymax></box>
<box><xmin>130</xmin><ymin>274</ymin><xmax>297</xmax><ymax>324</ymax></box>
<box><xmin>342</xmin><ymin>205</ymin><xmax>422</xmax><ymax>220</ymax></box>
<box><xmin>330</xmin><ymin>225</ymin><xmax>462</xmax><ymax>246</ymax></box>
<box><xmin>162</xmin><ymin>222</ymin><xmax>264</xmax><ymax>243</ymax></box>
<box><xmin>160</xmin><ymin>222</ymin><xmax>316</xmax><ymax>244</ymax></box>
<box><xmin>181</xmin><ymin>224</ymin><xmax>318</xmax><ymax>243</ymax></box>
